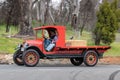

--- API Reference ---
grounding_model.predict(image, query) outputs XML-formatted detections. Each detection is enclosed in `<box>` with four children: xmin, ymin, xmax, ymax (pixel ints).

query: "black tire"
<box><xmin>13</xmin><ymin>50</ymin><xmax>24</xmax><ymax>66</ymax></box>
<box><xmin>23</xmin><ymin>49</ymin><xmax>40</xmax><ymax>67</ymax></box>
<box><xmin>84</xmin><ymin>50</ymin><xmax>98</xmax><ymax>67</ymax></box>
<box><xmin>70</xmin><ymin>58</ymin><xmax>83</xmax><ymax>66</ymax></box>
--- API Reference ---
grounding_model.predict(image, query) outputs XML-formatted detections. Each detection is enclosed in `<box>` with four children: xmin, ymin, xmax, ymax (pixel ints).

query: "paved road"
<box><xmin>0</xmin><ymin>64</ymin><xmax>120</xmax><ymax>80</ymax></box>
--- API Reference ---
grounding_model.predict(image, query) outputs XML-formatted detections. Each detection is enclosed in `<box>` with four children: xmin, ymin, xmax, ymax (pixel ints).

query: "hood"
<box><xmin>25</xmin><ymin>39</ymin><xmax>42</xmax><ymax>46</ymax></box>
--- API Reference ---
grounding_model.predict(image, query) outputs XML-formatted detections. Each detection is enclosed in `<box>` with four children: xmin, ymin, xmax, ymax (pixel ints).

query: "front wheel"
<box><xmin>23</xmin><ymin>49</ymin><xmax>40</xmax><ymax>67</ymax></box>
<box><xmin>13</xmin><ymin>50</ymin><xmax>24</xmax><ymax>66</ymax></box>
<box><xmin>70</xmin><ymin>58</ymin><xmax>83</xmax><ymax>66</ymax></box>
<box><xmin>84</xmin><ymin>50</ymin><xmax>98</xmax><ymax>67</ymax></box>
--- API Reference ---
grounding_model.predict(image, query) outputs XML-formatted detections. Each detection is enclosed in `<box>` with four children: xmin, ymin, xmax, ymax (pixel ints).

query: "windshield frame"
<box><xmin>35</xmin><ymin>29</ymin><xmax>43</xmax><ymax>40</ymax></box>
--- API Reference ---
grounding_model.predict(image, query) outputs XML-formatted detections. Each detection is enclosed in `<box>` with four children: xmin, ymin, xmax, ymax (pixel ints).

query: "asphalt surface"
<box><xmin>0</xmin><ymin>64</ymin><xmax>120</xmax><ymax>80</ymax></box>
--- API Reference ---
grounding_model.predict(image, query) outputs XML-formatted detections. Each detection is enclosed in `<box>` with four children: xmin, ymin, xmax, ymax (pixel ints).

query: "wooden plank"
<box><xmin>65</xmin><ymin>40</ymin><xmax>87</xmax><ymax>47</ymax></box>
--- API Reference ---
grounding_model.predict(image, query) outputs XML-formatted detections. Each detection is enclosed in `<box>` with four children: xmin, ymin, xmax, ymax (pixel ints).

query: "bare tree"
<box><xmin>32</xmin><ymin>0</ymin><xmax>55</xmax><ymax>25</ymax></box>
<box><xmin>18</xmin><ymin>0</ymin><xmax>34</xmax><ymax>36</ymax></box>
<box><xmin>79</xmin><ymin>0</ymin><xmax>95</xmax><ymax>35</ymax></box>
<box><xmin>1</xmin><ymin>0</ymin><xmax>20</xmax><ymax>32</ymax></box>
<box><xmin>1</xmin><ymin>0</ymin><xmax>39</xmax><ymax>35</ymax></box>
<box><xmin>44</xmin><ymin>0</ymin><xmax>50</xmax><ymax>24</ymax></box>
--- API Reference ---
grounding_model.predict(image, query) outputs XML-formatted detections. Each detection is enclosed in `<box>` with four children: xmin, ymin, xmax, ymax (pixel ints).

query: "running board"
<box><xmin>45</xmin><ymin>54</ymin><xmax>83</xmax><ymax>59</ymax></box>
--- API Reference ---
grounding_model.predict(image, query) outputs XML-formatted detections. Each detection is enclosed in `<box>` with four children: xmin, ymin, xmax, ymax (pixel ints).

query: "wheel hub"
<box><xmin>89</xmin><ymin>57</ymin><xmax>93</xmax><ymax>61</ymax></box>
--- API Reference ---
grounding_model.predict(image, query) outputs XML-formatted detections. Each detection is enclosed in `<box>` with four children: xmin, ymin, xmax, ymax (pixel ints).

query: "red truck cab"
<box><xmin>13</xmin><ymin>26</ymin><xmax>111</xmax><ymax>67</ymax></box>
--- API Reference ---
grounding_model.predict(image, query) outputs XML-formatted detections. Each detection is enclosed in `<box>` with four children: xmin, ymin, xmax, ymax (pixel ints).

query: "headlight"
<box><xmin>18</xmin><ymin>44</ymin><xmax>22</xmax><ymax>48</ymax></box>
<box><xmin>24</xmin><ymin>43</ymin><xmax>29</xmax><ymax>47</ymax></box>
<box><xmin>21</xmin><ymin>43</ymin><xmax>29</xmax><ymax>51</ymax></box>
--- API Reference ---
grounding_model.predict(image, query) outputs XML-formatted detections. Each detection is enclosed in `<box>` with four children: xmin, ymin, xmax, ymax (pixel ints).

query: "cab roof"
<box><xmin>34</xmin><ymin>25</ymin><xmax>65</xmax><ymax>30</ymax></box>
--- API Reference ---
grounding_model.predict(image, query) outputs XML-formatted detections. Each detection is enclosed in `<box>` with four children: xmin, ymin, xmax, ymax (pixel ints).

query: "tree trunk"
<box><xmin>5</xmin><ymin>1</ymin><xmax>13</xmax><ymax>33</ymax></box>
<box><xmin>44</xmin><ymin>0</ymin><xmax>50</xmax><ymax>25</ymax></box>
<box><xmin>94</xmin><ymin>32</ymin><xmax>101</xmax><ymax>45</ymax></box>
<box><xmin>95</xmin><ymin>38</ymin><xmax>100</xmax><ymax>45</ymax></box>
<box><xmin>18</xmin><ymin>0</ymin><xmax>34</xmax><ymax>36</ymax></box>
<box><xmin>79</xmin><ymin>0</ymin><xmax>95</xmax><ymax>35</ymax></box>
<box><xmin>6</xmin><ymin>18</ymin><xmax>10</xmax><ymax>32</ymax></box>
<box><xmin>71</xmin><ymin>0</ymin><xmax>81</xmax><ymax>39</ymax></box>
<box><xmin>36</xmin><ymin>1</ymin><xmax>40</xmax><ymax>21</ymax></box>
<box><xmin>49</xmin><ymin>9</ymin><xmax>55</xmax><ymax>24</ymax></box>
<box><xmin>40</xmin><ymin>0</ymin><xmax>46</xmax><ymax>24</ymax></box>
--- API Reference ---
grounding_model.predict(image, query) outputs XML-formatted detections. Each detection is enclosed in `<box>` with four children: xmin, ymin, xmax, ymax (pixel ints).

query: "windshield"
<box><xmin>36</xmin><ymin>29</ymin><xmax>49</xmax><ymax>39</ymax></box>
<box><xmin>36</xmin><ymin>30</ymin><xmax>43</xmax><ymax>39</ymax></box>
<box><xmin>36</xmin><ymin>28</ymin><xmax>58</xmax><ymax>39</ymax></box>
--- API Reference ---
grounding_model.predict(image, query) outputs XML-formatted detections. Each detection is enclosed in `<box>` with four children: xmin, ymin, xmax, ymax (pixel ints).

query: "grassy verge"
<box><xmin>105</xmin><ymin>42</ymin><xmax>120</xmax><ymax>56</ymax></box>
<box><xmin>0</xmin><ymin>25</ymin><xmax>22</xmax><ymax>54</ymax></box>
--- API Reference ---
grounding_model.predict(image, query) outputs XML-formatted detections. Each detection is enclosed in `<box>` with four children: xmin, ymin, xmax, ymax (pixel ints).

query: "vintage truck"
<box><xmin>13</xmin><ymin>26</ymin><xmax>110</xmax><ymax>67</ymax></box>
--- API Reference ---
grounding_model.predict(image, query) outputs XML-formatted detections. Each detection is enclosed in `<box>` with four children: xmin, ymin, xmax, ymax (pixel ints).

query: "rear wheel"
<box><xmin>84</xmin><ymin>50</ymin><xmax>98</xmax><ymax>67</ymax></box>
<box><xmin>23</xmin><ymin>49</ymin><xmax>39</xmax><ymax>67</ymax></box>
<box><xmin>70</xmin><ymin>58</ymin><xmax>83</xmax><ymax>66</ymax></box>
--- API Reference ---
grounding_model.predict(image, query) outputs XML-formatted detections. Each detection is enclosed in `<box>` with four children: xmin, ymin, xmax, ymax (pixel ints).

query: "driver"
<box><xmin>49</xmin><ymin>31</ymin><xmax>58</xmax><ymax>43</ymax></box>
<box><xmin>44</xmin><ymin>30</ymin><xmax>58</xmax><ymax>51</ymax></box>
